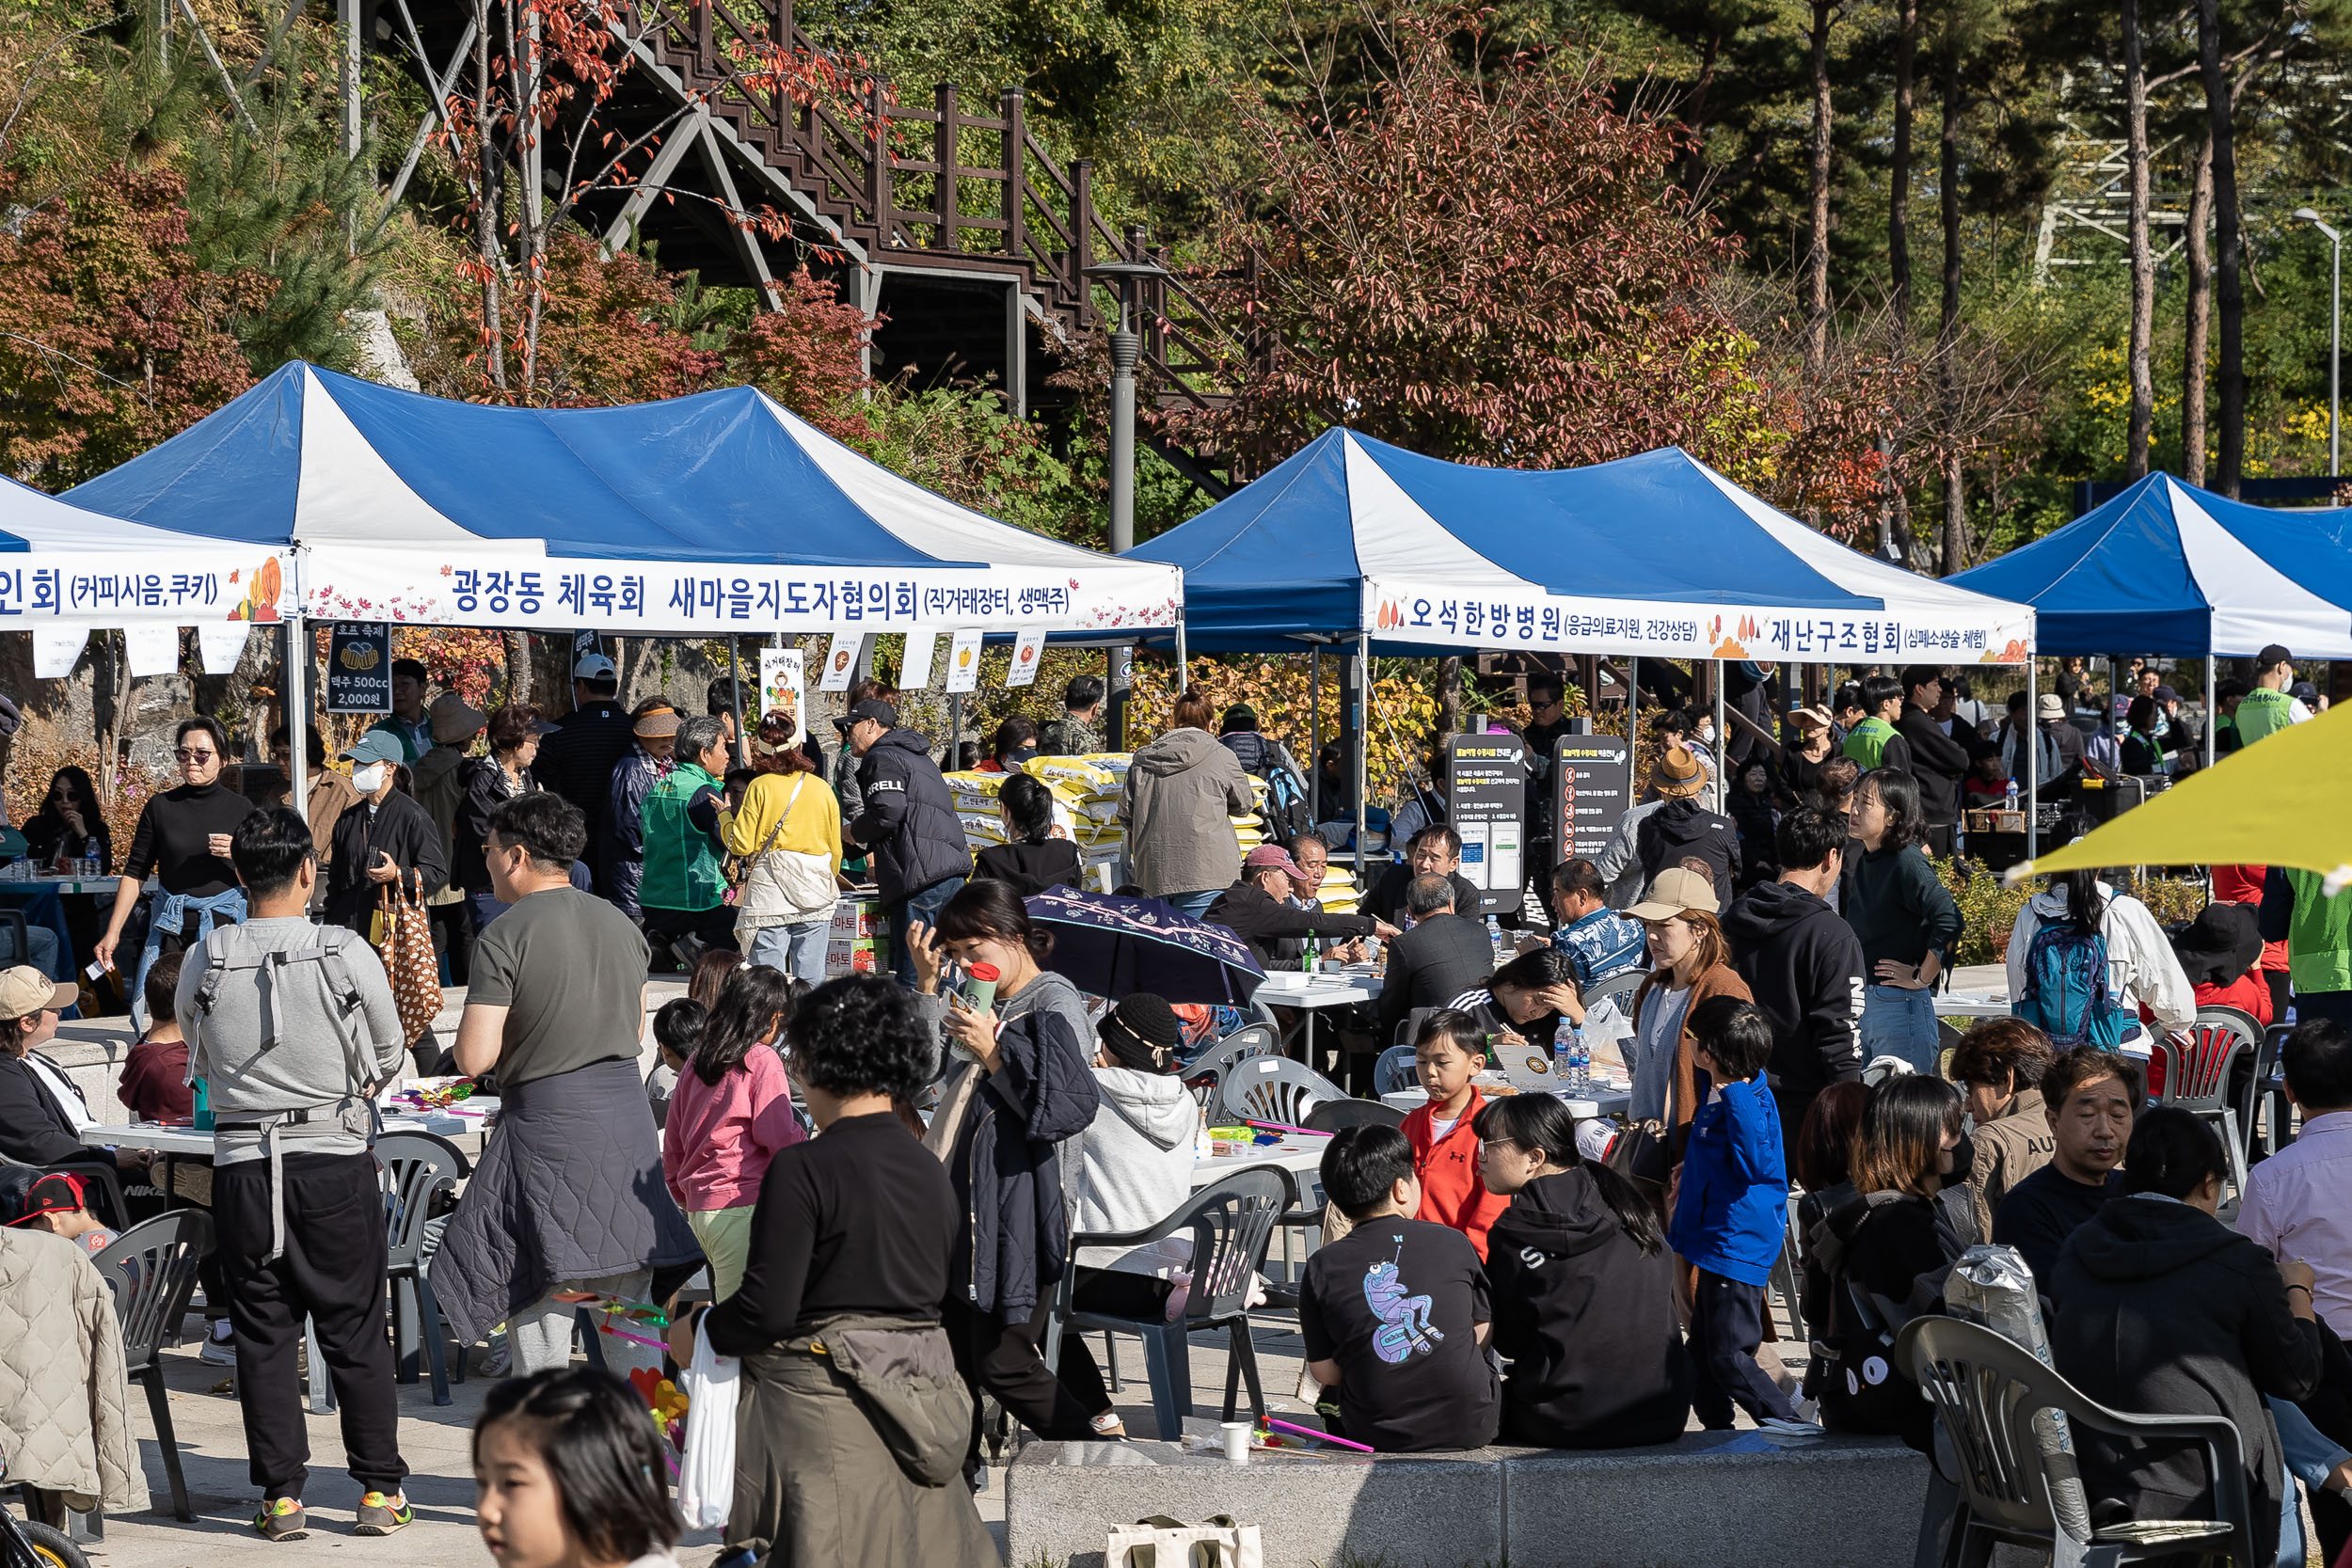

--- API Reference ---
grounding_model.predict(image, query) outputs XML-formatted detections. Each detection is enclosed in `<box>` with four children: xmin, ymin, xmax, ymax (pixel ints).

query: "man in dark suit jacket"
<box><xmin>1375</xmin><ymin>874</ymin><xmax>1499</xmax><ymax>1048</ymax></box>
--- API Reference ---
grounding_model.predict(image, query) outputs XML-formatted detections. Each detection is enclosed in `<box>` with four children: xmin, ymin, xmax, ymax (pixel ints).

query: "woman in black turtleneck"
<box><xmin>95</xmin><ymin>717</ymin><xmax>258</xmax><ymax>1024</ymax></box>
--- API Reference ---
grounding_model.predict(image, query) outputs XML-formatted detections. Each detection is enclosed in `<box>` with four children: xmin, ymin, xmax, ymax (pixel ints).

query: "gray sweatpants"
<box><xmin>508</xmin><ymin>1269</ymin><xmax>662</xmax><ymax>1377</ymax></box>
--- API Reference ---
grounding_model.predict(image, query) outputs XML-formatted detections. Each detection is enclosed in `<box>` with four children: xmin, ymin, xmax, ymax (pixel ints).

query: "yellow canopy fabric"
<box><xmin>2014</xmin><ymin>700</ymin><xmax>2352</xmax><ymax>888</ymax></box>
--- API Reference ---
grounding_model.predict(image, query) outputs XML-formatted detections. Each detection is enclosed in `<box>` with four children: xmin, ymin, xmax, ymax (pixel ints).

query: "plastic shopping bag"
<box><xmin>1107</xmin><ymin>1514</ymin><xmax>1264</xmax><ymax>1568</ymax></box>
<box><xmin>676</xmin><ymin>1327</ymin><xmax>739</xmax><ymax>1529</ymax></box>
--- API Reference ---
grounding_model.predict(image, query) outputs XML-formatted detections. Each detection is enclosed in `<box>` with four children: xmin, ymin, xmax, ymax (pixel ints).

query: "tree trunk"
<box><xmin>1683</xmin><ymin>28</ymin><xmax>1722</xmax><ymax>193</ymax></box>
<box><xmin>503</xmin><ymin>631</ymin><xmax>533</xmax><ymax>705</ymax></box>
<box><xmin>472</xmin><ymin>0</ymin><xmax>505</xmax><ymax>391</ymax></box>
<box><xmin>1938</xmin><ymin>28</ymin><xmax>1964</xmax><ymax>573</ymax></box>
<box><xmin>1805</xmin><ymin>0</ymin><xmax>1834</xmax><ymax>374</ymax></box>
<box><xmin>2123</xmin><ymin>0</ymin><xmax>2153</xmax><ymax>479</ymax></box>
<box><xmin>1890</xmin><ymin>0</ymin><xmax>1915</xmax><ymax>327</ymax></box>
<box><xmin>1438</xmin><ymin>655</ymin><xmax>1461</xmax><ymax>737</ymax></box>
<box><xmin>2184</xmin><ymin>136</ymin><xmax>2214</xmax><ymax>487</ymax></box>
<box><xmin>2196</xmin><ymin>0</ymin><xmax>2244</xmax><ymax>495</ymax></box>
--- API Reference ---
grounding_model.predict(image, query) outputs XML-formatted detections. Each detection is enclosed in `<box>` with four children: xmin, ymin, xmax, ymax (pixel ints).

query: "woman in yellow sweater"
<box><xmin>721</xmin><ymin>745</ymin><xmax>845</xmax><ymax>980</ymax></box>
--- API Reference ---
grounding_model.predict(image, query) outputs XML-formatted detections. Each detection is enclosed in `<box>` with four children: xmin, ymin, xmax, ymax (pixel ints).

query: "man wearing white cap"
<box><xmin>533</xmin><ymin>653</ymin><xmax>633</xmax><ymax>890</ymax></box>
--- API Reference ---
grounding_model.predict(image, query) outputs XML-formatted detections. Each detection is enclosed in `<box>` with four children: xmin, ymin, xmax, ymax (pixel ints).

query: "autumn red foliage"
<box><xmin>0</xmin><ymin>165</ymin><xmax>263</xmax><ymax>487</ymax></box>
<box><xmin>1173</xmin><ymin>8</ymin><xmax>1925</xmax><ymax>541</ymax></box>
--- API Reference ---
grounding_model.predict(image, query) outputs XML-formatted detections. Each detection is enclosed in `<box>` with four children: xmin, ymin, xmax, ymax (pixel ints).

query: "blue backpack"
<box><xmin>2015</xmin><ymin>911</ymin><xmax>2132</xmax><ymax>1051</ymax></box>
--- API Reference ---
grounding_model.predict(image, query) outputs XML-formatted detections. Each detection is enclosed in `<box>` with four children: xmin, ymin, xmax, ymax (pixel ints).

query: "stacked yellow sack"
<box><xmin>1023</xmin><ymin>755</ymin><xmax>1124</xmax><ymax>824</ymax></box>
<box><xmin>945</xmin><ymin>770</ymin><xmax>1006</xmax><ymax>815</ymax></box>
<box><xmin>1317</xmin><ymin>863</ymin><xmax>1361</xmax><ymax>914</ymax></box>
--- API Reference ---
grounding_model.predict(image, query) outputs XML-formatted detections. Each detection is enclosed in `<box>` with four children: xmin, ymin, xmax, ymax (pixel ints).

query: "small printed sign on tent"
<box><xmin>326</xmin><ymin>622</ymin><xmax>394</xmax><ymax>713</ymax></box>
<box><xmin>758</xmin><ymin>647</ymin><xmax>806</xmax><ymax>748</ymax></box>
<box><xmin>819</xmin><ymin>633</ymin><xmax>860</xmax><ymax>692</ymax></box>
<box><xmin>946</xmin><ymin>629</ymin><xmax>982</xmax><ymax>693</ymax></box>
<box><xmin>1007</xmin><ymin>629</ymin><xmax>1045</xmax><ymax>688</ymax></box>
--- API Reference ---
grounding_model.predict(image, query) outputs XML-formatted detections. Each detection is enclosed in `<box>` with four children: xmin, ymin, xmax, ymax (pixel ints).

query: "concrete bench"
<box><xmin>1008</xmin><ymin>1428</ymin><xmax>1930</xmax><ymax>1568</ymax></box>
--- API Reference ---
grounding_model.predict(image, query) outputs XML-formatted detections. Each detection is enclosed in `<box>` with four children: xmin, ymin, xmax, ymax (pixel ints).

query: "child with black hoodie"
<box><xmin>1476</xmin><ymin>1095</ymin><xmax>1690</xmax><ymax>1447</ymax></box>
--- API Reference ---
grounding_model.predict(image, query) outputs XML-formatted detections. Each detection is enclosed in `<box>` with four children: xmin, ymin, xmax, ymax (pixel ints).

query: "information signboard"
<box><xmin>324</xmin><ymin>622</ymin><xmax>392</xmax><ymax>714</ymax></box>
<box><xmin>1554</xmin><ymin>736</ymin><xmax>1633</xmax><ymax>867</ymax></box>
<box><xmin>1447</xmin><ymin>734</ymin><xmax>1527</xmax><ymax>917</ymax></box>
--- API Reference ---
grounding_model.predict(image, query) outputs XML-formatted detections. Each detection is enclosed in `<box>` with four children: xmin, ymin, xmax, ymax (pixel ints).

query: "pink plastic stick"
<box><xmin>1243</xmin><ymin>1119</ymin><xmax>1330</xmax><ymax>1137</ymax></box>
<box><xmin>1262</xmin><ymin>1417</ymin><xmax>1373</xmax><ymax>1452</ymax></box>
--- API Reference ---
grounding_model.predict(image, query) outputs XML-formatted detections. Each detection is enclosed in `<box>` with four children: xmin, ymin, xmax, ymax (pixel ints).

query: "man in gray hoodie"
<box><xmin>179</xmin><ymin>806</ymin><xmax>412</xmax><ymax>1542</ymax></box>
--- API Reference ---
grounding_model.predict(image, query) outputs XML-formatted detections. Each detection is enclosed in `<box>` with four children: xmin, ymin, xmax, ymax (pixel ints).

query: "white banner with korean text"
<box><xmin>1361</xmin><ymin>578</ymin><xmax>2035</xmax><ymax>666</ymax></box>
<box><xmin>300</xmin><ymin>547</ymin><xmax>1183</xmax><ymax>637</ymax></box>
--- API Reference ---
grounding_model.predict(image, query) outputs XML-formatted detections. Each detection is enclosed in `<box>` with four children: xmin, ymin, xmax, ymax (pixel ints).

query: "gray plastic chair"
<box><xmin>1372</xmin><ymin>1044</ymin><xmax>1418</xmax><ymax>1095</ymax></box>
<box><xmin>1184</xmin><ymin>1024</ymin><xmax>1279</xmax><ymax>1109</ymax></box>
<box><xmin>1041</xmin><ymin>1168</ymin><xmax>1286</xmax><ymax>1439</ymax></box>
<box><xmin>1304</xmin><ymin>1097</ymin><xmax>1405</xmax><ymax>1132</ymax></box>
<box><xmin>1216</xmin><ymin>1053</ymin><xmax>1346</xmax><ymax>1127</ymax></box>
<box><xmin>379</xmin><ymin>1132</ymin><xmax>469</xmax><ymax>1404</ymax></box>
<box><xmin>92</xmin><ymin>1210</ymin><xmax>215</xmax><ymax>1521</ymax></box>
<box><xmin>1898</xmin><ymin>1315</ymin><xmax>2258</xmax><ymax>1568</ymax></box>
<box><xmin>1581</xmin><ymin>968</ymin><xmax>1646</xmax><ymax>1018</ymax></box>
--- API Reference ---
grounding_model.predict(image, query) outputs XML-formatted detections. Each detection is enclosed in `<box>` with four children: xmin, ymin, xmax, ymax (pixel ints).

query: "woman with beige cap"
<box><xmin>0</xmin><ymin>964</ymin><xmax>135</xmax><ymax>1178</ymax></box>
<box><xmin>1624</xmin><ymin>868</ymin><xmax>1753</xmax><ymax>1146</ymax></box>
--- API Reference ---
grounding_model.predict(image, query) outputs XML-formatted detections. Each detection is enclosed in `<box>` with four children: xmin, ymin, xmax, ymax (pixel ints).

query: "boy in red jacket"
<box><xmin>1400</xmin><ymin>1010</ymin><xmax>1510</xmax><ymax>1259</ymax></box>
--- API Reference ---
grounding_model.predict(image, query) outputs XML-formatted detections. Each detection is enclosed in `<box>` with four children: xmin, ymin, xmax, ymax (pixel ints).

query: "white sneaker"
<box><xmin>199</xmin><ymin>1322</ymin><xmax>237</xmax><ymax>1366</ymax></box>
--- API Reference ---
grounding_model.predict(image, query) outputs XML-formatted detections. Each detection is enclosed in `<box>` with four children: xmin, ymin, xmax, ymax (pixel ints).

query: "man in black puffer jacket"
<box><xmin>1721</xmin><ymin>806</ymin><xmax>1864</xmax><ymax>1167</ymax></box>
<box><xmin>840</xmin><ymin>700</ymin><xmax>972</xmax><ymax>983</ymax></box>
<box><xmin>1894</xmin><ymin>665</ymin><xmax>1970</xmax><ymax>855</ymax></box>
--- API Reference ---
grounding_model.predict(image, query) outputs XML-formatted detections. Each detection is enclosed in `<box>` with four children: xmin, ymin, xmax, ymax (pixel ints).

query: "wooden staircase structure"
<box><xmin>378</xmin><ymin>0</ymin><xmax>1248</xmax><ymax>477</ymax></box>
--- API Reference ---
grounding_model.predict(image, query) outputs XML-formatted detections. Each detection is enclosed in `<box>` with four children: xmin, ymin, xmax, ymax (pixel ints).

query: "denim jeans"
<box><xmin>1165</xmin><ymin>889</ymin><xmax>1221</xmax><ymax>920</ymax></box>
<box><xmin>745</xmin><ymin>918</ymin><xmax>830</xmax><ymax>981</ymax></box>
<box><xmin>888</xmin><ymin>876</ymin><xmax>965</xmax><ymax>985</ymax></box>
<box><xmin>1860</xmin><ymin>983</ymin><xmax>1941</xmax><ymax>1073</ymax></box>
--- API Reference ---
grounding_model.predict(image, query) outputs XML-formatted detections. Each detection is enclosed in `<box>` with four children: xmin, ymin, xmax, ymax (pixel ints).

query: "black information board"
<box><xmin>324</xmin><ymin>622</ymin><xmax>392</xmax><ymax>713</ymax></box>
<box><xmin>1446</xmin><ymin>734</ymin><xmax>1527</xmax><ymax>916</ymax></box>
<box><xmin>1554</xmin><ymin>736</ymin><xmax>1632</xmax><ymax>866</ymax></box>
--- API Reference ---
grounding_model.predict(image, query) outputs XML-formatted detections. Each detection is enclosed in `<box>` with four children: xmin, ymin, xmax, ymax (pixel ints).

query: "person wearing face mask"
<box><xmin>1807</xmin><ymin>1075</ymin><xmax>1968</xmax><ymax>1446</ymax></box>
<box><xmin>323</xmin><ymin>731</ymin><xmax>449</xmax><ymax>937</ymax></box>
<box><xmin>97</xmin><ymin>716</ymin><xmax>260</xmax><ymax>1028</ymax></box>
<box><xmin>903</xmin><ymin>879</ymin><xmax>1109</xmax><ymax>1465</ymax></box>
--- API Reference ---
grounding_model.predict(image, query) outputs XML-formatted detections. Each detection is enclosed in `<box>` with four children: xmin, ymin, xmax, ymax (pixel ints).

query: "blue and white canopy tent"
<box><xmin>67</xmin><ymin>361</ymin><xmax>1181</xmax><ymax>816</ymax></box>
<box><xmin>1132</xmin><ymin>428</ymin><xmax>2038</xmax><ymax>853</ymax></box>
<box><xmin>69</xmin><ymin>362</ymin><xmax>1181</xmax><ymax>639</ymax></box>
<box><xmin>1948</xmin><ymin>471</ymin><xmax>2352</xmax><ymax>837</ymax></box>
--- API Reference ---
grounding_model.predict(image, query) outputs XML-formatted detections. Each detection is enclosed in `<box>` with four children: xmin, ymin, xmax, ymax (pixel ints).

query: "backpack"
<box><xmin>1222</xmin><ymin>733</ymin><xmax>1313</xmax><ymax>842</ymax></box>
<box><xmin>1806</xmin><ymin>1192</ymin><xmax>1929</xmax><ymax>1433</ymax></box>
<box><xmin>191</xmin><ymin>921</ymin><xmax>386</xmax><ymax>1093</ymax></box>
<box><xmin>2014</xmin><ymin>905</ymin><xmax>2132</xmax><ymax>1051</ymax></box>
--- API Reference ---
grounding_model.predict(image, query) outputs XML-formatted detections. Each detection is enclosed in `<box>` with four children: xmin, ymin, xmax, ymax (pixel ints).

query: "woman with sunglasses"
<box><xmin>94</xmin><ymin>717</ymin><xmax>259</xmax><ymax>1027</ymax></box>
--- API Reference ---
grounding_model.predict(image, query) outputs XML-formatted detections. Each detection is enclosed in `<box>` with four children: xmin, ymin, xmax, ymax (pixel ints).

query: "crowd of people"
<box><xmin>3</xmin><ymin>645</ymin><xmax>2350</xmax><ymax>1568</ymax></box>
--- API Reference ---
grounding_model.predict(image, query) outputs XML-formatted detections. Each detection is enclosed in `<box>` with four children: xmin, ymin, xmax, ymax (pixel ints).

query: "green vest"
<box><xmin>639</xmin><ymin>762</ymin><xmax>726</xmax><ymax>912</ymax></box>
<box><xmin>2285</xmin><ymin>868</ymin><xmax>2352</xmax><ymax>994</ymax></box>
<box><xmin>2235</xmin><ymin>687</ymin><xmax>2297</xmax><ymax>747</ymax></box>
<box><xmin>1842</xmin><ymin>716</ymin><xmax>1897</xmax><ymax>768</ymax></box>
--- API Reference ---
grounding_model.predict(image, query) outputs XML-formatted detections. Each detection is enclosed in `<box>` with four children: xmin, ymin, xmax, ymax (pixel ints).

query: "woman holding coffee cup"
<box><xmin>96</xmin><ymin>716</ymin><xmax>259</xmax><ymax>1028</ymax></box>
<box><xmin>904</xmin><ymin>879</ymin><xmax>1118</xmax><ymax>1465</ymax></box>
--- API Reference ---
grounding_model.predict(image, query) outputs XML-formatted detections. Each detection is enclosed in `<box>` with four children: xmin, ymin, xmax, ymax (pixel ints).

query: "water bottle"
<box><xmin>1572</xmin><ymin>1033</ymin><xmax>1592</xmax><ymax>1094</ymax></box>
<box><xmin>1552</xmin><ymin>1033</ymin><xmax>1573</xmax><ymax>1087</ymax></box>
<box><xmin>82</xmin><ymin>847</ymin><xmax>100</xmax><ymax>879</ymax></box>
<box><xmin>1486</xmin><ymin>914</ymin><xmax>1505</xmax><ymax>965</ymax></box>
<box><xmin>2004</xmin><ymin>778</ymin><xmax>2020</xmax><ymax>812</ymax></box>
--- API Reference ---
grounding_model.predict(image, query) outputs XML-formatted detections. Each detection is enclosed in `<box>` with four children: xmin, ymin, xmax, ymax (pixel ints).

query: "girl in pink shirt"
<box><xmin>662</xmin><ymin>965</ymin><xmax>808</xmax><ymax>1297</ymax></box>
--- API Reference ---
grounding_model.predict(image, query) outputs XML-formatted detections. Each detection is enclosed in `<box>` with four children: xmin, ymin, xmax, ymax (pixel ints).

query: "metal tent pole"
<box><xmin>2203</xmin><ymin>655</ymin><xmax>2217</xmax><ymax>771</ymax></box>
<box><xmin>1354</xmin><ymin>632</ymin><xmax>1370</xmax><ymax>887</ymax></box>
<box><xmin>1712</xmin><ymin>660</ymin><xmax>1727</xmax><ymax>811</ymax></box>
<box><xmin>1310</xmin><ymin>646</ymin><xmax>1323</xmax><ymax>821</ymax></box>
<box><xmin>2026</xmin><ymin>658</ymin><xmax>2039</xmax><ymax>861</ymax></box>
<box><xmin>727</xmin><ymin>637</ymin><xmax>748</xmax><ymax>768</ymax></box>
<box><xmin>1175</xmin><ymin>622</ymin><xmax>1188</xmax><ymax>693</ymax></box>
<box><xmin>286</xmin><ymin>616</ymin><xmax>310</xmax><ymax>821</ymax></box>
<box><xmin>1627</xmin><ymin>656</ymin><xmax>1641</xmax><ymax>793</ymax></box>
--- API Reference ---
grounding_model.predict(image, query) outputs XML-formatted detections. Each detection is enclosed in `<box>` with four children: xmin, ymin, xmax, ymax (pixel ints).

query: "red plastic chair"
<box><xmin>2155</xmin><ymin>1008</ymin><xmax>2256</xmax><ymax>1203</ymax></box>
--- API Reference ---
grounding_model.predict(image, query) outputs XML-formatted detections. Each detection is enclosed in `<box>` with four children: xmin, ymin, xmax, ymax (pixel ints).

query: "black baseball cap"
<box><xmin>2258</xmin><ymin>643</ymin><xmax>2295</xmax><ymax>670</ymax></box>
<box><xmin>833</xmin><ymin>698</ymin><xmax>898</xmax><ymax>733</ymax></box>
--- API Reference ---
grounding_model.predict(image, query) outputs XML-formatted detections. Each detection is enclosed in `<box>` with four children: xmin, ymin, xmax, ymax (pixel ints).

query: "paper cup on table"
<box><xmin>1221</xmin><ymin>1421</ymin><xmax>1251</xmax><ymax>1464</ymax></box>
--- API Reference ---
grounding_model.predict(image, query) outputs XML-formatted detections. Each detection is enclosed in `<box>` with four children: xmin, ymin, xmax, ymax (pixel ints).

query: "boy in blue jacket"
<box><xmin>1669</xmin><ymin>995</ymin><xmax>1801</xmax><ymax>1429</ymax></box>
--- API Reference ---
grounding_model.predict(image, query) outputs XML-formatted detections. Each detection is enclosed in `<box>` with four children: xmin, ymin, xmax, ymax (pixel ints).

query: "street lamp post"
<box><xmin>1084</xmin><ymin>253</ymin><xmax>1170</xmax><ymax>741</ymax></box>
<box><xmin>2297</xmin><ymin>208</ymin><xmax>2342</xmax><ymax>475</ymax></box>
